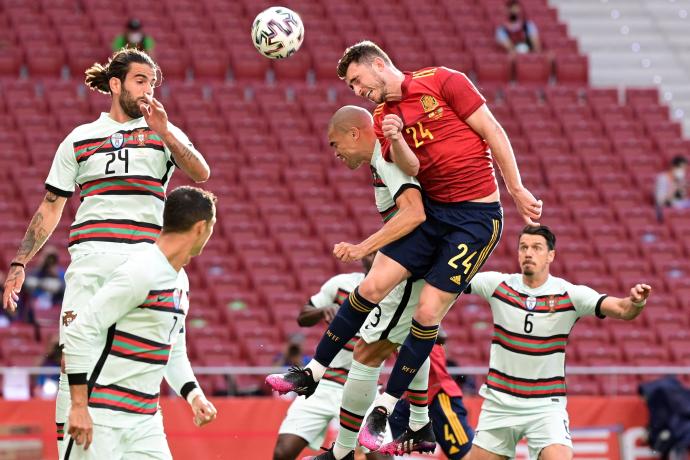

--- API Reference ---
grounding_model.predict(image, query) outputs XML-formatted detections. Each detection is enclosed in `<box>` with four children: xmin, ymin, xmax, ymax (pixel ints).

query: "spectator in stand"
<box><xmin>655</xmin><ymin>155</ymin><xmax>689</xmax><ymax>220</ymax></box>
<box><xmin>112</xmin><ymin>18</ymin><xmax>155</xmax><ymax>55</ymax></box>
<box><xmin>24</xmin><ymin>248</ymin><xmax>66</xmax><ymax>311</ymax></box>
<box><xmin>274</xmin><ymin>334</ymin><xmax>311</xmax><ymax>367</ymax></box>
<box><xmin>496</xmin><ymin>0</ymin><xmax>542</xmax><ymax>54</ymax></box>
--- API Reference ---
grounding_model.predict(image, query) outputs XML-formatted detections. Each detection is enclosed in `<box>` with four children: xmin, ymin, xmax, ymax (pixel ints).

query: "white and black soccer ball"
<box><xmin>251</xmin><ymin>6</ymin><xmax>304</xmax><ymax>59</ymax></box>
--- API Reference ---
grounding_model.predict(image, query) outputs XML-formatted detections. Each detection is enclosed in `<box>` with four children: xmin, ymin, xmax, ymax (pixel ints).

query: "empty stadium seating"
<box><xmin>0</xmin><ymin>0</ymin><xmax>687</xmax><ymax>397</ymax></box>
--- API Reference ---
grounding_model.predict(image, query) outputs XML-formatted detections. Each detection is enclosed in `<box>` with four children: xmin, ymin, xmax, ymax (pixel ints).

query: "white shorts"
<box><xmin>60</xmin><ymin>253</ymin><xmax>129</xmax><ymax>344</ymax></box>
<box><xmin>63</xmin><ymin>412</ymin><xmax>171</xmax><ymax>460</ymax></box>
<box><xmin>473</xmin><ymin>401</ymin><xmax>572</xmax><ymax>460</ymax></box>
<box><xmin>360</xmin><ymin>279</ymin><xmax>423</xmax><ymax>345</ymax></box>
<box><xmin>279</xmin><ymin>380</ymin><xmax>344</xmax><ymax>450</ymax></box>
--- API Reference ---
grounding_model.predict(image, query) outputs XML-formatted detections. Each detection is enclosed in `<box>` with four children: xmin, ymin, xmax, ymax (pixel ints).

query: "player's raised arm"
<box><xmin>599</xmin><ymin>283</ymin><xmax>652</xmax><ymax>321</ymax></box>
<box><xmin>140</xmin><ymin>94</ymin><xmax>210</xmax><ymax>183</ymax></box>
<box><xmin>2</xmin><ymin>191</ymin><xmax>67</xmax><ymax>311</ymax></box>
<box><xmin>334</xmin><ymin>187</ymin><xmax>425</xmax><ymax>263</ymax></box>
<box><xmin>465</xmin><ymin>104</ymin><xmax>542</xmax><ymax>226</ymax></box>
<box><xmin>381</xmin><ymin>114</ymin><xmax>420</xmax><ymax>176</ymax></box>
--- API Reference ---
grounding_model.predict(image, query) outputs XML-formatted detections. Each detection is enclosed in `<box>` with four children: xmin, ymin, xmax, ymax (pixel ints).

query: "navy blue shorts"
<box><xmin>390</xmin><ymin>392</ymin><xmax>474</xmax><ymax>459</ymax></box>
<box><xmin>380</xmin><ymin>199</ymin><xmax>503</xmax><ymax>293</ymax></box>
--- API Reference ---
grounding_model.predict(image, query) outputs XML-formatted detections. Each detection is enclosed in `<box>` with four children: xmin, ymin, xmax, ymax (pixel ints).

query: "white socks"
<box><xmin>407</xmin><ymin>357</ymin><xmax>431</xmax><ymax>431</ymax></box>
<box><xmin>333</xmin><ymin>360</ymin><xmax>381</xmax><ymax>459</ymax></box>
<box><xmin>305</xmin><ymin>360</ymin><xmax>327</xmax><ymax>381</ymax></box>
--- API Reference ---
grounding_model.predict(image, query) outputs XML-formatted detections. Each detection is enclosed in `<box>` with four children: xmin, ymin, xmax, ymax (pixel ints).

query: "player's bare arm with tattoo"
<box><xmin>3</xmin><ymin>191</ymin><xmax>67</xmax><ymax>311</ymax></box>
<box><xmin>140</xmin><ymin>94</ymin><xmax>210</xmax><ymax>183</ymax></box>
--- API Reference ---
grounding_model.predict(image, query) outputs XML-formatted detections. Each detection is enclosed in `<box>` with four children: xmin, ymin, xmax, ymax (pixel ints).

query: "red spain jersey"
<box><xmin>428</xmin><ymin>344</ymin><xmax>463</xmax><ymax>400</ymax></box>
<box><xmin>373</xmin><ymin>67</ymin><xmax>497</xmax><ymax>203</ymax></box>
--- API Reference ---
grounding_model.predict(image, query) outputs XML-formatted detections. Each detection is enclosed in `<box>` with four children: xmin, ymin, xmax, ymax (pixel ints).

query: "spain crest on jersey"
<box><xmin>111</xmin><ymin>132</ymin><xmax>124</xmax><ymax>149</ymax></box>
<box><xmin>525</xmin><ymin>296</ymin><xmax>537</xmax><ymax>310</ymax></box>
<box><xmin>420</xmin><ymin>95</ymin><xmax>439</xmax><ymax>113</ymax></box>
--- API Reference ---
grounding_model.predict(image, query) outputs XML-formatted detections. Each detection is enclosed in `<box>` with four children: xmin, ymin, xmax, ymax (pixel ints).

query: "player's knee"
<box><xmin>272</xmin><ymin>443</ymin><xmax>294</xmax><ymax>460</ymax></box>
<box><xmin>354</xmin><ymin>340</ymin><xmax>396</xmax><ymax>366</ymax></box>
<box><xmin>413</xmin><ymin>307</ymin><xmax>441</xmax><ymax>327</ymax></box>
<box><xmin>357</xmin><ymin>278</ymin><xmax>388</xmax><ymax>304</ymax></box>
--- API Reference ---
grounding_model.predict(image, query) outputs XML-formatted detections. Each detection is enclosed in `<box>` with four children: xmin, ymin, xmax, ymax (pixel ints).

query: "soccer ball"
<box><xmin>251</xmin><ymin>6</ymin><xmax>304</xmax><ymax>59</ymax></box>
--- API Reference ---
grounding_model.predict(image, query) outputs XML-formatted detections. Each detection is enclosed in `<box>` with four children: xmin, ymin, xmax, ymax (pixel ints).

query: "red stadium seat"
<box><xmin>514</xmin><ymin>54</ymin><xmax>551</xmax><ymax>85</ymax></box>
<box><xmin>475</xmin><ymin>54</ymin><xmax>512</xmax><ymax>85</ymax></box>
<box><xmin>554</xmin><ymin>55</ymin><xmax>588</xmax><ymax>85</ymax></box>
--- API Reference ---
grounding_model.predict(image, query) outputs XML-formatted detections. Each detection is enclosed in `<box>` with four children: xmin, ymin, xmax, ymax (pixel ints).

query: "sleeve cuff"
<box><xmin>45</xmin><ymin>183</ymin><xmax>73</xmax><ymax>198</ymax></box>
<box><xmin>67</xmin><ymin>373</ymin><xmax>88</xmax><ymax>385</ymax></box>
<box><xmin>393</xmin><ymin>183</ymin><xmax>422</xmax><ymax>202</ymax></box>
<box><xmin>594</xmin><ymin>295</ymin><xmax>608</xmax><ymax>319</ymax></box>
<box><xmin>181</xmin><ymin>381</ymin><xmax>200</xmax><ymax>401</ymax></box>
<box><xmin>185</xmin><ymin>387</ymin><xmax>204</xmax><ymax>405</ymax></box>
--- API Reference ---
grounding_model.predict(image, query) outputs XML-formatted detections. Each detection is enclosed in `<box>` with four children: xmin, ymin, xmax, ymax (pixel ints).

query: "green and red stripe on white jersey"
<box><xmin>89</xmin><ymin>383</ymin><xmax>159</xmax><ymax>415</ymax></box>
<box><xmin>68</xmin><ymin>219</ymin><xmax>161</xmax><ymax>247</ymax></box>
<box><xmin>486</xmin><ymin>368</ymin><xmax>566</xmax><ymax>399</ymax></box>
<box><xmin>80</xmin><ymin>175</ymin><xmax>165</xmax><ymax>201</ymax></box>
<box><xmin>492</xmin><ymin>324</ymin><xmax>568</xmax><ymax>356</ymax></box>
<box><xmin>73</xmin><ymin>130</ymin><xmax>164</xmax><ymax>163</ymax></box>
<box><xmin>139</xmin><ymin>289</ymin><xmax>184</xmax><ymax>314</ymax></box>
<box><xmin>110</xmin><ymin>330</ymin><xmax>171</xmax><ymax>365</ymax></box>
<box><xmin>493</xmin><ymin>282</ymin><xmax>575</xmax><ymax>313</ymax></box>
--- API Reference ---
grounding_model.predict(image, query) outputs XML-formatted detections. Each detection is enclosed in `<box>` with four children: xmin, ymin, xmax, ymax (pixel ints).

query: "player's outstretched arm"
<box><xmin>600</xmin><ymin>283</ymin><xmax>652</xmax><ymax>321</ymax></box>
<box><xmin>139</xmin><ymin>94</ymin><xmax>211</xmax><ymax>183</ymax></box>
<box><xmin>382</xmin><ymin>114</ymin><xmax>420</xmax><ymax>176</ymax></box>
<box><xmin>2</xmin><ymin>191</ymin><xmax>67</xmax><ymax>311</ymax></box>
<box><xmin>333</xmin><ymin>187</ymin><xmax>425</xmax><ymax>262</ymax></box>
<box><xmin>465</xmin><ymin>105</ymin><xmax>542</xmax><ymax>226</ymax></box>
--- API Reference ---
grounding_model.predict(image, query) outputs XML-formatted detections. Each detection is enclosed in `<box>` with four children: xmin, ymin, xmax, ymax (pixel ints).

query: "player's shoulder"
<box><xmin>63</xmin><ymin>115</ymin><xmax>107</xmax><ymax>143</ymax></box>
<box><xmin>475</xmin><ymin>270</ymin><xmax>512</xmax><ymax>284</ymax></box>
<box><xmin>327</xmin><ymin>272</ymin><xmax>365</xmax><ymax>288</ymax></box>
<box><xmin>118</xmin><ymin>246</ymin><xmax>166</xmax><ymax>286</ymax></box>
<box><xmin>411</xmin><ymin>66</ymin><xmax>464</xmax><ymax>80</ymax></box>
<box><xmin>372</xmin><ymin>103</ymin><xmax>386</xmax><ymax>119</ymax></box>
<box><xmin>545</xmin><ymin>275</ymin><xmax>573</xmax><ymax>292</ymax></box>
<box><xmin>177</xmin><ymin>267</ymin><xmax>190</xmax><ymax>290</ymax></box>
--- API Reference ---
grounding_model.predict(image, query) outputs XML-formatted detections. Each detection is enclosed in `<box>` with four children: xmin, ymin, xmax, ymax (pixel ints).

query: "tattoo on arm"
<box><xmin>45</xmin><ymin>191</ymin><xmax>59</xmax><ymax>203</ymax></box>
<box><xmin>16</xmin><ymin>212</ymin><xmax>50</xmax><ymax>261</ymax></box>
<box><xmin>168</xmin><ymin>137</ymin><xmax>199</xmax><ymax>163</ymax></box>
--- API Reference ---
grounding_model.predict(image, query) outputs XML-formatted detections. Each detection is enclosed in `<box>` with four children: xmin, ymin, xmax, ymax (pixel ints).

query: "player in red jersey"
<box><xmin>266</xmin><ymin>41</ymin><xmax>540</xmax><ymax>455</ymax></box>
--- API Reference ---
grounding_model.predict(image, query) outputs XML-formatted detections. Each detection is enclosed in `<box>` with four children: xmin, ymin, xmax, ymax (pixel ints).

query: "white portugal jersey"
<box><xmin>370</xmin><ymin>140</ymin><xmax>421</xmax><ymax>223</ymax></box>
<box><xmin>63</xmin><ymin>245</ymin><xmax>198</xmax><ymax>428</ymax></box>
<box><xmin>45</xmin><ymin>113</ymin><xmax>193</xmax><ymax>257</ymax></box>
<box><xmin>468</xmin><ymin>272</ymin><xmax>607</xmax><ymax>411</ymax></box>
<box><xmin>310</xmin><ymin>272</ymin><xmax>364</xmax><ymax>386</ymax></box>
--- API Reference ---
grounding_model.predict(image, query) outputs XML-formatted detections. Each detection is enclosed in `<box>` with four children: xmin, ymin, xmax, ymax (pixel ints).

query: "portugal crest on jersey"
<box><xmin>62</xmin><ymin>310</ymin><xmax>77</xmax><ymax>326</ymax></box>
<box><xmin>525</xmin><ymin>296</ymin><xmax>537</xmax><ymax>310</ymax></box>
<box><xmin>110</xmin><ymin>132</ymin><xmax>124</xmax><ymax>149</ymax></box>
<box><xmin>547</xmin><ymin>295</ymin><xmax>557</xmax><ymax>313</ymax></box>
<box><xmin>134</xmin><ymin>129</ymin><xmax>148</xmax><ymax>146</ymax></box>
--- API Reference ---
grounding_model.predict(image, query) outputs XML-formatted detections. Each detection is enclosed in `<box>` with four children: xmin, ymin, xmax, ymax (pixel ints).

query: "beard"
<box><xmin>119</xmin><ymin>87</ymin><xmax>143</xmax><ymax>119</ymax></box>
<box><xmin>371</xmin><ymin>76</ymin><xmax>387</xmax><ymax>103</ymax></box>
